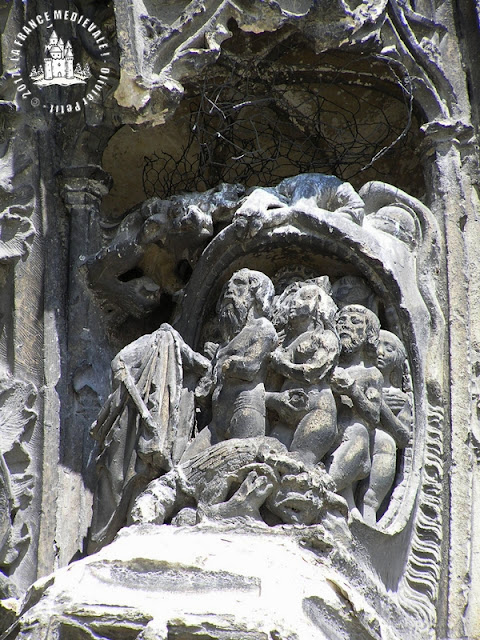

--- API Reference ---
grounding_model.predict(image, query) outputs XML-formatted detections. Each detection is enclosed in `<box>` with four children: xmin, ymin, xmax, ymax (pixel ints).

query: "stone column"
<box><xmin>421</xmin><ymin>119</ymin><xmax>480</xmax><ymax>640</ymax></box>
<box><xmin>57</xmin><ymin>166</ymin><xmax>112</xmax><ymax>567</ymax></box>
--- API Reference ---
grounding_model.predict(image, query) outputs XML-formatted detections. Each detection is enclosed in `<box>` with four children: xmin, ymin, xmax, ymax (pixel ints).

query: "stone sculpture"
<box><xmin>88</xmin><ymin>324</ymin><xmax>210</xmax><ymax>551</ymax></box>
<box><xmin>7</xmin><ymin>159</ymin><xmax>448</xmax><ymax>639</ymax></box>
<box><xmin>361</xmin><ymin>330</ymin><xmax>412</xmax><ymax>524</ymax></box>
<box><xmin>90</xmin><ymin>264</ymin><xmax>350</xmax><ymax>537</ymax></box>
<box><xmin>131</xmin><ymin>436</ymin><xmax>346</xmax><ymax>529</ymax></box>
<box><xmin>2</xmin><ymin>0</ymin><xmax>478</xmax><ymax>632</ymax></box>
<box><xmin>328</xmin><ymin>305</ymin><xmax>383</xmax><ymax>510</ymax></box>
<box><xmin>234</xmin><ymin>173</ymin><xmax>365</xmax><ymax>239</ymax></box>
<box><xmin>0</xmin><ymin>453</ymin><xmax>13</xmax><ymax>563</ymax></box>
<box><xmin>89</xmin><ymin>255</ymin><xmax>416</xmax><ymax>546</ymax></box>
<box><xmin>89</xmin><ymin>268</ymin><xmax>278</xmax><ymax>548</ymax></box>
<box><xmin>86</xmin><ymin>173</ymin><xmax>435</xmax><ymax>568</ymax></box>
<box><xmin>267</xmin><ymin>277</ymin><xmax>339</xmax><ymax>466</ymax></box>
<box><xmin>85</xmin><ymin>183</ymin><xmax>244</xmax><ymax>319</ymax></box>
<box><xmin>0</xmin><ymin>209</ymin><xmax>35</xmax><ymax>265</ymax></box>
<box><xmin>0</xmin><ymin>373</ymin><xmax>36</xmax><ymax>592</ymax></box>
<box><xmin>194</xmin><ymin>268</ymin><xmax>277</xmax><ymax>447</ymax></box>
<box><xmin>331</xmin><ymin>275</ymin><xmax>379</xmax><ymax>314</ymax></box>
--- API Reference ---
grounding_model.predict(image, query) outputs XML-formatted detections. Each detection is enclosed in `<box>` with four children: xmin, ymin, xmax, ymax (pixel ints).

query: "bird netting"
<box><xmin>143</xmin><ymin>50</ymin><xmax>416</xmax><ymax>199</ymax></box>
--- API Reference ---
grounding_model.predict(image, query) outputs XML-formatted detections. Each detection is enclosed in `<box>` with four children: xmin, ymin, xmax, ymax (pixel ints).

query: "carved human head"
<box><xmin>174</xmin><ymin>204</ymin><xmax>214</xmax><ymax>238</ymax></box>
<box><xmin>227</xmin><ymin>268</ymin><xmax>274</xmax><ymax>315</ymax></box>
<box><xmin>266</xmin><ymin>467</ymin><xmax>327</xmax><ymax>526</ymax></box>
<box><xmin>367</xmin><ymin>204</ymin><xmax>418</xmax><ymax>249</ymax></box>
<box><xmin>217</xmin><ymin>269</ymin><xmax>274</xmax><ymax>336</ymax></box>
<box><xmin>377</xmin><ymin>329</ymin><xmax>407</xmax><ymax>387</ymax></box>
<box><xmin>287</xmin><ymin>283</ymin><xmax>324</xmax><ymax>324</ymax></box>
<box><xmin>273</xmin><ymin>276</ymin><xmax>337</xmax><ymax>331</ymax></box>
<box><xmin>336</xmin><ymin>304</ymin><xmax>381</xmax><ymax>356</ymax></box>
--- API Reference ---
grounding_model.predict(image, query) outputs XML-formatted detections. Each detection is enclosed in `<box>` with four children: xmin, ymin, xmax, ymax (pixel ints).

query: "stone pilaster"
<box><xmin>421</xmin><ymin>118</ymin><xmax>480</xmax><ymax>640</ymax></box>
<box><xmin>56</xmin><ymin>166</ymin><xmax>112</xmax><ymax>568</ymax></box>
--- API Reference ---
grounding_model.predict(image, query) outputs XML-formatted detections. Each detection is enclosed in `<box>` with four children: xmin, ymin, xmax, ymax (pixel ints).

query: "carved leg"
<box><xmin>362</xmin><ymin>429</ymin><xmax>397</xmax><ymax>525</ymax></box>
<box><xmin>269</xmin><ymin>422</ymin><xmax>294</xmax><ymax>449</ymax></box>
<box><xmin>290</xmin><ymin>390</ymin><xmax>337</xmax><ymax>466</ymax></box>
<box><xmin>227</xmin><ymin>387</ymin><xmax>266</xmax><ymax>439</ymax></box>
<box><xmin>327</xmin><ymin>423</ymin><xmax>371</xmax><ymax>502</ymax></box>
<box><xmin>228</xmin><ymin>406</ymin><xmax>265</xmax><ymax>439</ymax></box>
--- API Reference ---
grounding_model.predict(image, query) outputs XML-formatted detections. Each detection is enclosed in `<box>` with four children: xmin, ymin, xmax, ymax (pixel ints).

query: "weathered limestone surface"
<box><xmin>8</xmin><ymin>522</ymin><xmax>416</xmax><ymax>640</ymax></box>
<box><xmin>3</xmin><ymin>174</ymin><xmax>444</xmax><ymax>639</ymax></box>
<box><xmin>1</xmin><ymin>1</ymin><xmax>480</xmax><ymax>639</ymax></box>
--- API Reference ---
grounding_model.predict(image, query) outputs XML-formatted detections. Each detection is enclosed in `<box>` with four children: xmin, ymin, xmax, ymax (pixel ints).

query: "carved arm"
<box><xmin>222</xmin><ymin>329</ymin><xmax>277</xmax><ymax>382</ymax></box>
<box><xmin>379</xmin><ymin>401</ymin><xmax>411</xmax><ymax>448</ymax></box>
<box><xmin>331</xmin><ymin>367</ymin><xmax>382</xmax><ymax>424</ymax></box>
<box><xmin>159</xmin><ymin>323</ymin><xmax>210</xmax><ymax>376</ymax></box>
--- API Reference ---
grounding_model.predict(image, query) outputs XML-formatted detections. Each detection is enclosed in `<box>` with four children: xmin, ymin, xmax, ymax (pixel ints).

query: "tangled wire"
<box><xmin>144</xmin><ymin>50</ymin><xmax>415</xmax><ymax>199</ymax></box>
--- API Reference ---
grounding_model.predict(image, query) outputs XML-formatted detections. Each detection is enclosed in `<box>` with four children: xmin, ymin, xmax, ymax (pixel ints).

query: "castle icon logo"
<box><xmin>30</xmin><ymin>30</ymin><xmax>91</xmax><ymax>87</ymax></box>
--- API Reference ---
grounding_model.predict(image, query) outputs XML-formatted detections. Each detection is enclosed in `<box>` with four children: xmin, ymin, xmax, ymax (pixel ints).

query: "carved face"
<box><xmin>288</xmin><ymin>284</ymin><xmax>319</xmax><ymax>321</ymax></box>
<box><xmin>336</xmin><ymin>309</ymin><xmax>368</xmax><ymax>352</ymax></box>
<box><xmin>177</xmin><ymin>204</ymin><xmax>213</xmax><ymax>238</ymax></box>
<box><xmin>377</xmin><ymin>330</ymin><xmax>406</xmax><ymax>384</ymax></box>
<box><xmin>267</xmin><ymin>472</ymin><xmax>323</xmax><ymax>526</ymax></box>
<box><xmin>332</xmin><ymin>276</ymin><xmax>374</xmax><ymax>310</ymax></box>
<box><xmin>377</xmin><ymin>333</ymin><xmax>400</xmax><ymax>373</ymax></box>
<box><xmin>221</xmin><ymin>272</ymin><xmax>254</xmax><ymax>309</ymax></box>
<box><xmin>218</xmin><ymin>272</ymin><xmax>255</xmax><ymax>339</ymax></box>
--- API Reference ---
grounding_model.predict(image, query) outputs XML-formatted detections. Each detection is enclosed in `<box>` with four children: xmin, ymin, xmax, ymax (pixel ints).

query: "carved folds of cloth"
<box><xmin>88</xmin><ymin>174</ymin><xmax>441</xmax><ymax>560</ymax></box>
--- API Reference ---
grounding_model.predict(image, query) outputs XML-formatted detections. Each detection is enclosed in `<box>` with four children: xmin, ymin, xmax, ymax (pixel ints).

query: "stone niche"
<box><xmin>9</xmin><ymin>168</ymin><xmax>444</xmax><ymax>639</ymax></box>
<box><xmin>2</xmin><ymin>1</ymin><xmax>480</xmax><ymax>640</ymax></box>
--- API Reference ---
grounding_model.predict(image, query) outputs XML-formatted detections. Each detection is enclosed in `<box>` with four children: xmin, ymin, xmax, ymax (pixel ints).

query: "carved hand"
<box><xmin>204</xmin><ymin>341</ymin><xmax>219</xmax><ymax>359</ymax></box>
<box><xmin>222</xmin><ymin>357</ymin><xmax>234</xmax><ymax>374</ymax></box>
<box><xmin>383</xmin><ymin>388</ymin><xmax>408</xmax><ymax>413</ymax></box>
<box><xmin>330</xmin><ymin>367</ymin><xmax>355</xmax><ymax>393</ymax></box>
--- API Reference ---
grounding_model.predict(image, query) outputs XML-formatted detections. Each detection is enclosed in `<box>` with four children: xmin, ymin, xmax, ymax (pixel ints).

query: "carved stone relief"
<box><xmin>0</xmin><ymin>103</ymin><xmax>38</xmax><ymax>601</ymax></box>
<box><xmin>6</xmin><ymin>168</ymin><xmax>446</xmax><ymax>639</ymax></box>
<box><xmin>3</xmin><ymin>0</ymin><xmax>479</xmax><ymax>637</ymax></box>
<box><xmin>0</xmin><ymin>375</ymin><xmax>36</xmax><ymax>580</ymax></box>
<box><xmin>88</xmin><ymin>247</ymin><xmax>418</xmax><ymax>541</ymax></box>
<box><xmin>85</xmin><ymin>183</ymin><xmax>243</xmax><ymax>319</ymax></box>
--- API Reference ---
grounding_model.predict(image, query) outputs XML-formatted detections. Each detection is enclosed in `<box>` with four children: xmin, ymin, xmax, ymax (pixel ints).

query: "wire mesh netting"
<box><xmin>143</xmin><ymin>50</ymin><xmax>416</xmax><ymax>199</ymax></box>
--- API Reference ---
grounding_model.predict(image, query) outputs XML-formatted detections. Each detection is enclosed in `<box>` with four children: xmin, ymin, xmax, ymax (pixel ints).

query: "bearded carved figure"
<box><xmin>89</xmin><ymin>257</ymin><xmax>415</xmax><ymax>545</ymax></box>
<box><xmin>3</xmin><ymin>0</ymin><xmax>470</xmax><ymax>627</ymax></box>
<box><xmin>194</xmin><ymin>268</ymin><xmax>278</xmax><ymax>447</ymax></box>
<box><xmin>10</xmin><ymin>161</ymin><xmax>443</xmax><ymax>640</ymax></box>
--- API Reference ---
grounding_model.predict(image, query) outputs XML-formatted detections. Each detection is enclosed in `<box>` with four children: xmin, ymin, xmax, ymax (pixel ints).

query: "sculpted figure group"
<box><xmin>89</xmin><ymin>267</ymin><xmax>412</xmax><ymax>549</ymax></box>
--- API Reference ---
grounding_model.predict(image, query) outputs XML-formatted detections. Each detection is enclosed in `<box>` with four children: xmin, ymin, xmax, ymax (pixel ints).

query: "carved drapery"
<box><xmin>73</xmin><ymin>173</ymin><xmax>442</xmax><ymax>638</ymax></box>
<box><xmin>2</xmin><ymin>1</ymin><xmax>480</xmax><ymax>639</ymax></box>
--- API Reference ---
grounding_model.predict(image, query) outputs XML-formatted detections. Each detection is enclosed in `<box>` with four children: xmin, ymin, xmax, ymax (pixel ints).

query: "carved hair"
<box><xmin>338</xmin><ymin>304</ymin><xmax>381</xmax><ymax>356</ymax></box>
<box><xmin>236</xmin><ymin>268</ymin><xmax>275</xmax><ymax>317</ymax></box>
<box><xmin>305</xmin><ymin>277</ymin><xmax>337</xmax><ymax>329</ymax></box>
